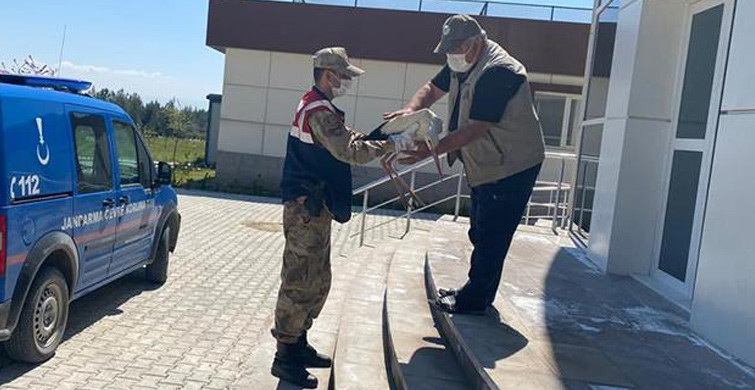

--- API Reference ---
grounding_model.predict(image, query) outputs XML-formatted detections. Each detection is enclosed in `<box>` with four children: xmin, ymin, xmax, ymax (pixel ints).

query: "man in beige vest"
<box><xmin>391</xmin><ymin>14</ymin><xmax>545</xmax><ymax>314</ymax></box>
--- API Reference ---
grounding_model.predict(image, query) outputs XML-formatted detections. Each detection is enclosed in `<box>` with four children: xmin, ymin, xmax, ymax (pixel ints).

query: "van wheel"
<box><xmin>4</xmin><ymin>267</ymin><xmax>69</xmax><ymax>363</ymax></box>
<box><xmin>146</xmin><ymin>227</ymin><xmax>170</xmax><ymax>284</ymax></box>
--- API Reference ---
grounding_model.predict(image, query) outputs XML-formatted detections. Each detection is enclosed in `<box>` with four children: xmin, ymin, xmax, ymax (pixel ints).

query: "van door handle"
<box><xmin>102</xmin><ymin>198</ymin><xmax>116</xmax><ymax>208</ymax></box>
<box><xmin>119</xmin><ymin>195</ymin><xmax>130</xmax><ymax>205</ymax></box>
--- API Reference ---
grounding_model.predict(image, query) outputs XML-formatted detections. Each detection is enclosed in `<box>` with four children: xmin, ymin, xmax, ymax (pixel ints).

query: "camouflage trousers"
<box><xmin>271</xmin><ymin>197</ymin><xmax>332</xmax><ymax>344</ymax></box>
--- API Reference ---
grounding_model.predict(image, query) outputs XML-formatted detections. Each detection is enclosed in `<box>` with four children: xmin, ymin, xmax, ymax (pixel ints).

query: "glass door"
<box><xmin>653</xmin><ymin>0</ymin><xmax>731</xmax><ymax>296</ymax></box>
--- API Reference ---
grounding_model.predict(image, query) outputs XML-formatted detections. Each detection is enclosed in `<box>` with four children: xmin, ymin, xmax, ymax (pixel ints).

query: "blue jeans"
<box><xmin>455</xmin><ymin>164</ymin><xmax>541</xmax><ymax>310</ymax></box>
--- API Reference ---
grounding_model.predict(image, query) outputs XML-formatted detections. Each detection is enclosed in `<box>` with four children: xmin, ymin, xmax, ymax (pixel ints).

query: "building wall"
<box><xmin>215</xmin><ymin>47</ymin><xmax>580</xmax><ymax>197</ymax></box>
<box><xmin>588</xmin><ymin>0</ymin><xmax>686</xmax><ymax>274</ymax></box>
<box><xmin>216</xmin><ymin>48</ymin><xmax>450</xmax><ymax>163</ymax></box>
<box><xmin>207</xmin><ymin>0</ymin><xmax>597</xmax><ymax>78</ymax></box>
<box><xmin>588</xmin><ymin>0</ymin><xmax>755</xmax><ymax>367</ymax></box>
<box><xmin>692</xmin><ymin>0</ymin><xmax>755</xmax><ymax>366</ymax></box>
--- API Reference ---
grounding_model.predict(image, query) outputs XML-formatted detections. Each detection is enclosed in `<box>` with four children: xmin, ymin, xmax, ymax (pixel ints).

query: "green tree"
<box><xmin>166</xmin><ymin>100</ymin><xmax>192</xmax><ymax>138</ymax></box>
<box><xmin>90</xmin><ymin>88</ymin><xmax>207</xmax><ymax>139</ymax></box>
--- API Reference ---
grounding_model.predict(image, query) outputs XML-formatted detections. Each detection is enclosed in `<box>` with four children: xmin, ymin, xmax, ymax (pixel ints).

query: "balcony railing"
<box><xmin>260</xmin><ymin>0</ymin><xmax>607</xmax><ymax>24</ymax></box>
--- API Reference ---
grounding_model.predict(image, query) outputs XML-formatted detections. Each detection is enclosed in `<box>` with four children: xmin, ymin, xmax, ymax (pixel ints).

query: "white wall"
<box><xmin>217</xmin><ymin>48</ymin><xmax>450</xmax><ymax>165</ymax></box>
<box><xmin>692</xmin><ymin>0</ymin><xmax>755</xmax><ymax>367</ymax></box>
<box><xmin>587</xmin><ymin>0</ymin><xmax>755</xmax><ymax>366</ymax></box>
<box><xmin>217</xmin><ymin>48</ymin><xmax>583</xmax><ymax>171</ymax></box>
<box><xmin>588</xmin><ymin>0</ymin><xmax>686</xmax><ymax>274</ymax></box>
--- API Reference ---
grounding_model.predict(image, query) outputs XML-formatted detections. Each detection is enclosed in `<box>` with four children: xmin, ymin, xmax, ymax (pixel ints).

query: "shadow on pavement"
<box><xmin>449</xmin><ymin>309</ymin><xmax>529</xmax><ymax>370</ymax></box>
<box><xmin>0</xmin><ymin>269</ymin><xmax>159</xmax><ymax>384</ymax></box>
<box><xmin>541</xmin><ymin>247</ymin><xmax>755</xmax><ymax>389</ymax></box>
<box><xmin>275</xmin><ymin>379</ymin><xmax>307</xmax><ymax>390</ymax></box>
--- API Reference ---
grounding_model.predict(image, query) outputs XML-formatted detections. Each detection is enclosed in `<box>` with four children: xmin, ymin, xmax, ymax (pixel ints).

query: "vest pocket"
<box><xmin>465</xmin><ymin>133</ymin><xmax>504</xmax><ymax>167</ymax></box>
<box><xmin>487</xmin><ymin>132</ymin><xmax>505</xmax><ymax>161</ymax></box>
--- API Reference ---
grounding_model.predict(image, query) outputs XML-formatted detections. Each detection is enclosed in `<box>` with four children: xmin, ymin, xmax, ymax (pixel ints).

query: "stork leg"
<box><xmin>387</xmin><ymin>153</ymin><xmax>425</xmax><ymax>208</ymax></box>
<box><xmin>381</xmin><ymin>153</ymin><xmax>426</xmax><ymax>211</ymax></box>
<box><xmin>381</xmin><ymin>153</ymin><xmax>411</xmax><ymax>210</ymax></box>
<box><xmin>425</xmin><ymin>139</ymin><xmax>443</xmax><ymax>181</ymax></box>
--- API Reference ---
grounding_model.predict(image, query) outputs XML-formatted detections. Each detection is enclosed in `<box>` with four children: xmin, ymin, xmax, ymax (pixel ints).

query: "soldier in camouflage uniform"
<box><xmin>273</xmin><ymin>47</ymin><xmax>393</xmax><ymax>388</ymax></box>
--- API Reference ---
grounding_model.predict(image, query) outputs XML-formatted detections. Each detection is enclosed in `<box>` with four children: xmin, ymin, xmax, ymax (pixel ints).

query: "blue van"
<box><xmin>0</xmin><ymin>74</ymin><xmax>181</xmax><ymax>363</ymax></box>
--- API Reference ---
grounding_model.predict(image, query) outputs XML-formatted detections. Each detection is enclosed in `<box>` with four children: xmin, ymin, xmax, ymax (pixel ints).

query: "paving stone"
<box><xmin>1</xmin><ymin>194</ymin><xmax>753</xmax><ymax>390</ymax></box>
<box><xmin>0</xmin><ymin>193</ymin><xmax>414</xmax><ymax>390</ymax></box>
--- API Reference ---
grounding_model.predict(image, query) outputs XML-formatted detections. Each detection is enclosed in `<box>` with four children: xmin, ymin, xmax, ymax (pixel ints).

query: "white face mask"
<box><xmin>331</xmin><ymin>74</ymin><xmax>353</xmax><ymax>98</ymax></box>
<box><xmin>446</xmin><ymin>45</ymin><xmax>475</xmax><ymax>73</ymax></box>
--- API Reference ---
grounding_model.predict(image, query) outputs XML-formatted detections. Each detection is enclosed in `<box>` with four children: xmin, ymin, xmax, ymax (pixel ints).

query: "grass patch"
<box><xmin>174</xmin><ymin>167</ymin><xmax>216</xmax><ymax>187</ymax></box>
<box><xmin>143</xmin><ymin>137</ymin><xmax>276</xmax><ymax>198</ymax></box>
<box><xmin>144</xmin><ymin>137</ymin><xmax>205</xmax><ymax>166</ymax></box>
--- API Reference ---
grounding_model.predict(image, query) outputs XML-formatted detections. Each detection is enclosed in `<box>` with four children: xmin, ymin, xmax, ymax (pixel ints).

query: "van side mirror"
<box><xmin>156</xmin><ymin>162</ymin><xmax>173</xmax><ymax>186</ymax></box>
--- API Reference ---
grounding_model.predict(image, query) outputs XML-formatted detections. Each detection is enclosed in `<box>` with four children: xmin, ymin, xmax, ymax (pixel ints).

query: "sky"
<box><xmin>1</xmin><ymin>0</ymin><xmax>223</xmax><ymax>108</ymax></box>
<box><xmin>0</xmin><ymin>0</ymin><xmax>595</xmax><ymax>109</ymax></box>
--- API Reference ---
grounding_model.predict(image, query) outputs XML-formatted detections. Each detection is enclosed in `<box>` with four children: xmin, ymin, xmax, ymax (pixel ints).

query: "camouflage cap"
<box><xmin>313</xmin><ymin>47</ymin><xmax>365</xmax><ymax>77</ymax></box>
<box><xmin>434</xmin><ymin>14</ymin><xmax>483</xmax><ymax>54</ymax></box>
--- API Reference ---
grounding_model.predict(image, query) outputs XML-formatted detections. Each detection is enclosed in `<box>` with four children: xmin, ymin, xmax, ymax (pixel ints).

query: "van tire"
<box><xmin>146</xmin><ymin>227</ymin><xmax>170</xmax><ymax>284</ymax></box>
<box><xmin>4</xmin><ymin>267</ymin><xmax>69</xmax><ymax>363</ymax></box>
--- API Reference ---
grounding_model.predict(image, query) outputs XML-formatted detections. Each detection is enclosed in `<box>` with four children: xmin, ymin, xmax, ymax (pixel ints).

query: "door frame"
<box><xmin>108</xmin><ymin>114</ymin><xmax>157</xmax><ymax>276</ymax></box>
<box><xmin>64</xmin><ymin>104</ymin><xmax>119</xmax><ymax>292</ymax></box>
<box><xmin>651</xmin><ymin>0</ymin><xmax>734</xmax><ymax>298</ymax></box>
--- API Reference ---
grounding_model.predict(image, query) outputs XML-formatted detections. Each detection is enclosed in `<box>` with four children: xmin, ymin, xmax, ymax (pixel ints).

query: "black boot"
<box><xmin>296</xmin><ymin>332</ymin><xmax>333</xmax><ymax>368</ymax></box>
<box><xmin>271</xmin><ymin>342</ymin><xmax>318</xmax><ymax>388</ymax></box>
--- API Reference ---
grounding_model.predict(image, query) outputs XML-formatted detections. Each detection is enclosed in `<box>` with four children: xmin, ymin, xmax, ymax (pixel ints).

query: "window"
<box><xmin>571</xmin><ymin>0</ymin><xmax>619</xmax><ymax>237</ymax></box>
<box><xmin>534</xmin><ymin>92</ymin><xmax>581</xmax><ymax>149</ymax></box>
<box><xmin>72</xmin><ymin>113</ymin><xmax>113</xmax><ymax>194</ymax></box>
<box><xmin>113</xmin><ymin>121</ymin><xmax>140</xmax><ymax>186</ymax></box>
<box><xmin>136</xmin><ymin>134</ymin><xmax>153</xmax><ymax>188</ymax></box>
<box><xmin>584</xmin><ymin>2</ymin><xmax>618</xmax><ymax>120</ymax></box>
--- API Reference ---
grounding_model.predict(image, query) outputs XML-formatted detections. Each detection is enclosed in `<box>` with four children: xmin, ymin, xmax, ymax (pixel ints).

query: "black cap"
<box><xmin>434</xmin><ymin>15</ymin><xmax>483</xmax><ymax>54</ymax></box>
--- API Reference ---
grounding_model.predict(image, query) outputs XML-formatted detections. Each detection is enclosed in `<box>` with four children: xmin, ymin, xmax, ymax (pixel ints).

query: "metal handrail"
<box><xmin>362</xmin><ymin>171</ymin><xmax>462</xmax><ymax>214</ymax></box>
<box><xmin>353</xmin><ymin>151</ymin><xmax>578</xmax><ymax>246</ymax></box>
<box><xmin>570</xmin><ymin>155</ymin><xmax>599</xmax><ymax>239</ymax></box>
<box><xmin>273</xmin><ymin>0</ymin><xmax>608</xmax><ymax>23</ymax></box>
<box><xmin>353</xmin><ymin>151</ymin><xmax>572</xmax><ymax>196</ymax></box>
<box><xmin>352</xmin><ymin>153</ymin><xmax>449</xmax><ymax>196</ymax></box>
<box><xmin>351</xmin><ymin>194</ymin><xmax>461</xmax><ymax>239</ymax></box>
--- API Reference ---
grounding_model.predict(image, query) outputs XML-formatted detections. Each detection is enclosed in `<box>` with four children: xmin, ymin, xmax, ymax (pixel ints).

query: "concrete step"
<box><xmin>423</xmin><ymin>222</ymin><xmax>625</xmax><ymax>390</ymax></box>
<box><xmin>425</xmin><ymin>252</ymin><xmax>497</xmax><ymax>390</ymax></box>
<box><xmin>424</xmin><ymin>224</ymin><xmax>561</xmax><ymax>390</ymax></box>
<box><xmin>332</xmin><ymin>239</ymin><xmax>400</xmax><ymax>390</ymax></box>
<box><xmin>232</xmin><ymin>244</ymin><xmax>379</xmax><ymax>390</ymax></box>
<box><xmin>383</xmin><ymin>229</ymin><xmax>472</xmax><ymax>390</ymax></box>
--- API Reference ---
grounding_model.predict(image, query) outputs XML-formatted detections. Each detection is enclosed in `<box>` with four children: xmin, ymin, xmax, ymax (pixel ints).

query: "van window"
<box><xmin>135</xmin><ymin>134</ymin><xmax>153</xmax><ymax>188</ymax></box>
<box><xmin>113</xmin><ymin>121</ymin><xmax>140</xmax><ymax>186</ymax></box>
<box><xmin>71</xmin><ymin>113</ymin><xmax>113</xmax><ymax>194</ymax></box>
